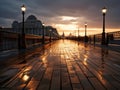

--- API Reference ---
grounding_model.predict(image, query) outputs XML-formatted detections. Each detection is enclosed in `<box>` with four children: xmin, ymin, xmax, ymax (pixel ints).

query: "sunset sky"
<box><xmin>0</xmin><ymin>0</ymin><xmax>120</xmax><ymax>36</ymax></box>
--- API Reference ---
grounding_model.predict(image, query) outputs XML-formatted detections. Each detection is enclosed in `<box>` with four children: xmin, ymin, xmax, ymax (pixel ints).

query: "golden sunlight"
<box><xmin>52</xmin><ymin>16</ymin><xmax>120</xmax><ymax>36</ymax></box>
<box><xmin>61</xmin><ymin>16</ymin><xmax>77</xmax><ymax>21</ymax></box>
<box><xmin>55</xmin><ymin>24</ymin><xmax>77</xmax><ymax>31</ymax></box>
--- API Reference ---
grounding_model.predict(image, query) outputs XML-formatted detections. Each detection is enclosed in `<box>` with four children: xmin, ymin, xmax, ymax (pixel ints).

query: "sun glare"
<box><xmin>61</xmin><ymin>16</ymin><xmax>77</xmax><ymax>21</ymax></box>
<box><xmin>52</xmin><ymin>16</ymin><xmax>120</xmax><ymax>36</ymax></box>
<box><xmin>55</xmin><ymin>24</ymin><xmax>77</xmax><ymax>30</ymax></box>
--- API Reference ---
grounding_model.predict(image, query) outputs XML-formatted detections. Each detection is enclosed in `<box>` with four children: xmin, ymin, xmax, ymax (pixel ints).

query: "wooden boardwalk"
<box><xmin>0</xmin><ymin>40</ymin><xmax>120</xmax><ymax>90</ymax></box>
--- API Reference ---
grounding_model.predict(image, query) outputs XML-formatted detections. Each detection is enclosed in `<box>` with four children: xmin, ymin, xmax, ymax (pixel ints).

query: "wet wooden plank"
<box><xmin>50</xmin><ymin>70</ymin><xmax>60</xmax><ymax>90</ymax></box>
<box><xmin>103</xmin><ymin>75</ymin><xmax>120</xmax><ymax>89</ymax></box>
<box><xmin>1</xmin><ymin>40</ymin><xmax>120</xmax><ymax>90</ymax></box>
<box><xmin>67</xmin><ymin>65</ymin><xmax>80</xmax><ymax>84</ymax></box>
<box><xmin>24</xmin><ymin>81</ymin><xmax>39</xmax><ymax>90</ymax></box>
<box><xmin>75</xmin><ymin>61</ymin><xmax>93</xmax><ymax>78</ymax></box>
<box><xmin>6</xmin><ymin>58</ymin><xmax>41</xmax><ymax>88</ymax></box>
<box><xmin>11</xmin><ymin>84</ymin><xmax>26</xmax><ymax>90</ymax></box>
<box><xmin>61</xmin><ymin>68</ymin><xmax>72</xmax><ymax>90</ymax></box>
<box><xmin>1</xmin><ymin>57</ymin><xmax>36</xmax><ymax>87</ymax></box>
<box><xmin>85</xmin><ymin>60</ymin><xmax>116</xmax><ymax>90</ymax></box>
<box><xmin>71</xmin><ymin>62</ymin><xmax>86</xmax><ymax>79</ymax></box>
<box><xmin>72</xmin><ymin>83</ymin><xmax>83</xmax><ymax>90</ymax></box>
<box><xmin>86</xmin><ymin>51</ymin><xmax>120</xmax><ymax>76</ymax></box>
<box><xmin>37</xmin><ymin>67</ymin><xmax>53</xmax><ymax>90</ymax></box>
<box><xmin>80</xmin><ymin>78</ymin><xmax>94</xmax><ymax>90</ymax></box>
<box><xmin>61</xmin><ymin>53</ymin><xmax>72</xmax><ymax>90</ymax></box>
<box><xmin>78</xmin><ymin>53</ymin><xmax>116</xmax><ymax>90</ymax></box>
<box><xmin>31</xmin><ymin>64</ymin><xmax>46</xmax><ymax>81</ymax></box>
<box><xmin>84</xmin><ymin>53</ymin><xmax>120</xmax><ymax>89</ymax></box>
<box><xmin>89</xmin><ymin>78</ymin><xmax>106</xmax><ymax>90</ymax></box>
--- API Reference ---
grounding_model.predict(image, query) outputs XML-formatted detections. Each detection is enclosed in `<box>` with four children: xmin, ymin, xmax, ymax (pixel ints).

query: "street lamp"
<box><xmin>78</xmin><ymin>27</ymin><xmax>79</xmax><ymax>41</ymax></box>
<box><xmin>85</xmin><ymin>23</ymin><xmax>87</xmax><ymax>42</ymax></box>
<box><xmin>49</xmin><ymin>29</ymin><xmax>52</xmax><ymax>42</ymax></box>
<box><xmin>101</xmin><ymin>7</ymin><xmax>107</xmax><ymax>45</ymax></box>
<box><xmin>42</xmin><ymin>23</ymin><xmax>45</xmax><ymax>44</ymax></box>
<box><xmin>20</xmin><ymin>4</ymin><xmax>26</xmax><ymax>49</ymax></box>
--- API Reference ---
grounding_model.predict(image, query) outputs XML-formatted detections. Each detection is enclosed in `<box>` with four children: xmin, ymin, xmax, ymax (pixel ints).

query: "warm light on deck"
<box><xmin>23</xmin><ymin>74</ymin><xmax>30</xmax><ymax>81</ymax></box>
<box><xmin>83</xmin><ymin>55</ymin><xmax>88</xmax><ymax>65</ymax></box>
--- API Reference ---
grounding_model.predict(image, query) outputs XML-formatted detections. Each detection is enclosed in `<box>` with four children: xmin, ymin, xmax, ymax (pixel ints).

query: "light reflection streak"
<box><xmin>83</xmin><ymin>53</ymin><xmax>88</xmax><ymax>66</ymax></box>
<box><xmin>97</xmin><ymin>73</ymin><xmax>106</xmax><ymax>85</ymax></box>
<box><xmin>24</xmin><ymin>66</ymin><xmax>32</xmax><ymax>72</ymax></box>
<box><xmin>65</xmin><ymin>55</ymin><xmax>70</xmax><ymax>59</ymax></box>
<box><xmin>42</xmin><ymin>56</ymin><xmax>46</xmax><ymax>62</ymax></box>
<box><xmin>96</xmin><ymin>48</ymin><xmax>109</xmax><ymax>86</ymax></box>
<box><xmin>83</xmin><ymin>56</ymin><xmax>88</xmax><ymax>66</ymax></box>
<box><xmin>19</xmin><ymin>66</ymin><xmax>32</xmax><ymax>78</ymax></box>
<box><xmin>41</xmin><ymin>55</ymin><xmax>48</xmax><ymax>67</ymax></box>
<box><xmin>23</xmin><ymin>74</ymin><xmax>29</xmax><ymax>81</ymax></box>
<box><xmin>20</xmin><ymin>70</ymin><xmax>30</xmax><ymax>82</ymax></box>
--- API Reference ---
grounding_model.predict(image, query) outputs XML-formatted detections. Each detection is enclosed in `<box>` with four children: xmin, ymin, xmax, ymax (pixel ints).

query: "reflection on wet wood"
<box><xmin>0</xmin><ymin>40</ymin><xmax>120</xmax><ymax>90</ymax></box>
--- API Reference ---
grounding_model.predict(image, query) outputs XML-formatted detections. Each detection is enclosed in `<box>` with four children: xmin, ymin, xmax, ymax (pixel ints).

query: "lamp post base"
<box><xmin>84</xmin><ymin>36</ymin><xmax>88</xmax><ymax>42</ymax></box>
<box><xmin>18</xmin><ymin>34</ymin><xmax>26</xmax><ymax>50</ymax></box>
<box><xmin>101</xmin><ymin>32</ymin><xmax>106</xmax><ymax>45</ymax></box>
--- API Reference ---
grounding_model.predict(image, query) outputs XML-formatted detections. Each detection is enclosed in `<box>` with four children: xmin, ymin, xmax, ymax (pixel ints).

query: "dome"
<box><xmin>12</xmin><ymin>21</ymin><xmax>19</xmax><ymax>28</ymax></box>
<box><xmin>12</xmin><ymin>21</ymin><xmax>19</xmax><ymax>24</ymax></box>
<box><xmin>26</xmin><ymin>15</ymin><xmax>37</xmax><ymax>21</ymax></box>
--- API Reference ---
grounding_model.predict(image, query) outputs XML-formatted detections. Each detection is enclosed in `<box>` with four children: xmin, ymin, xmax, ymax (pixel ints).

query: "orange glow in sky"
<box><xmin>51</xmin><ymin>16</ymin><xmax>120</xmax><ymax>36</ymax></box>
<box><xmin>61</xmin><ymin>16</ymin><xmax>78</xmax><ymax>21</ymax></box>
<box><xmin>1</xmin><ymin>0</ymin><xmax>120</xmax><ymax>36</ymax></box>
<box><xmin>55</xmin><ymin>24</ymin><xmax>77</xmax><ymax>31</ymax></box>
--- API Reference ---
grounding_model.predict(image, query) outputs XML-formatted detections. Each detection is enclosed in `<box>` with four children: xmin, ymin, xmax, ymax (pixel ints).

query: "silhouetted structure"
<box><xmin>12</xmin><ymin>15</ymin><xmax>43</xmax><ymax>35</ymax></box>
<box><xmin>20</xmin><ymin>5</ymin><xmax>26</xmax><ymax>49</ymax></box>
<box><xmin>0</xmin><ymin>15</ymin><xmax>60</xmax><ymax>51</ymax></box>
<box><xmin>101</xmin><ymin>7</ymin><xmax>107</xmax><ymax>45</ymax></box>
<box><xmin>84</xmin><ymin>23</ymin><xmax>88</xmax><ymax>42</ymax></box>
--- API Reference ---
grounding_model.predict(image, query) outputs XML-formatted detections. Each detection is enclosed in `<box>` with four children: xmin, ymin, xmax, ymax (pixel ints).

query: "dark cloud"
<box><xmin>0</xmin><ymin>0</ymin><xmax>120</xmax><ymax>30</ymax></box>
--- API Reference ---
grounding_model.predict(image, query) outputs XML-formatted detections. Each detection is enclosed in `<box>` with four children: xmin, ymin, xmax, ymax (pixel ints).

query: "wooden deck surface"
<box><xmin>0</xmin><ymin>40</ymin><xmax>120</xmax><ymax>90</ymax></box>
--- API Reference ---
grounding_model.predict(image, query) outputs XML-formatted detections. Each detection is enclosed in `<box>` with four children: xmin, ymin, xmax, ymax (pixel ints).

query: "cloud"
<box><xmin>0</xmin><ymin>0</ymin><xmax>120</xmax><ymax>30</ymax></box>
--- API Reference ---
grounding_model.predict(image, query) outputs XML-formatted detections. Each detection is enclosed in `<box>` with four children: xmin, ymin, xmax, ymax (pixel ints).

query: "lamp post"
<box><xmin>85</xmin><ymin>23</ymin><xmax>87</xmax><ymax>42</ymax></box>
<box><xmin>49</xmin><ymin>29</ymin><xmax>52</xmax><ymax>42</ymax></box>
<box><xmin>101</xmin><ymin>7</ymin><xmax>107</xmax><ymax>45</ymax></box>
<box><xmin>78</xmin><ymin>27</ymin><xmax>79</xmax><ymax>41</ymax></box>
<box><xmin>20</xmin><ymin>5</ymin><xmax>26</xmax><ymax>49</ymax></box>
<box><xmin>42</xmin><ymin>23</ymin><xmax>45</xmax><ymax>44</ymax></box>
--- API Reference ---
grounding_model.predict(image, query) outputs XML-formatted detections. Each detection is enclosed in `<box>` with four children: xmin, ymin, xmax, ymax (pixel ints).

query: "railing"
<box><xmin>0</xmin><ymin>31</ymin><xmax>19</xmax><ymax>51</ymax></box>
<box><xmin>66</xmin><ymin>31</ymin><xmax>120</xmax><ymax>45</ymax></box>
<box><xmin>88</xmin><ymin>33</ymin><xmax>116</xmax><ymax>45</ymax></box>
<box><xmin>0</xmin><ymin>30</ymin><xmax>59</xmax><ymax>52</ymax></box>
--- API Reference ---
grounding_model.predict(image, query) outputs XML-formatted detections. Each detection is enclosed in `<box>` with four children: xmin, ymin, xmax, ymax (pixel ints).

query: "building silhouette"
<box><xmin>0</xmin><ymin>15</ymin><xmax>59</xmax><ymax>51</ymax></box>
<box><xmin>12</xmin><ymin>15</ymin><xmax>43</xmax><ymax>35</ymax></box>
<box><xmin>12</xmin><ymin>15</ymin><xmax>59</xmax><ymax>37</ymax></box>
